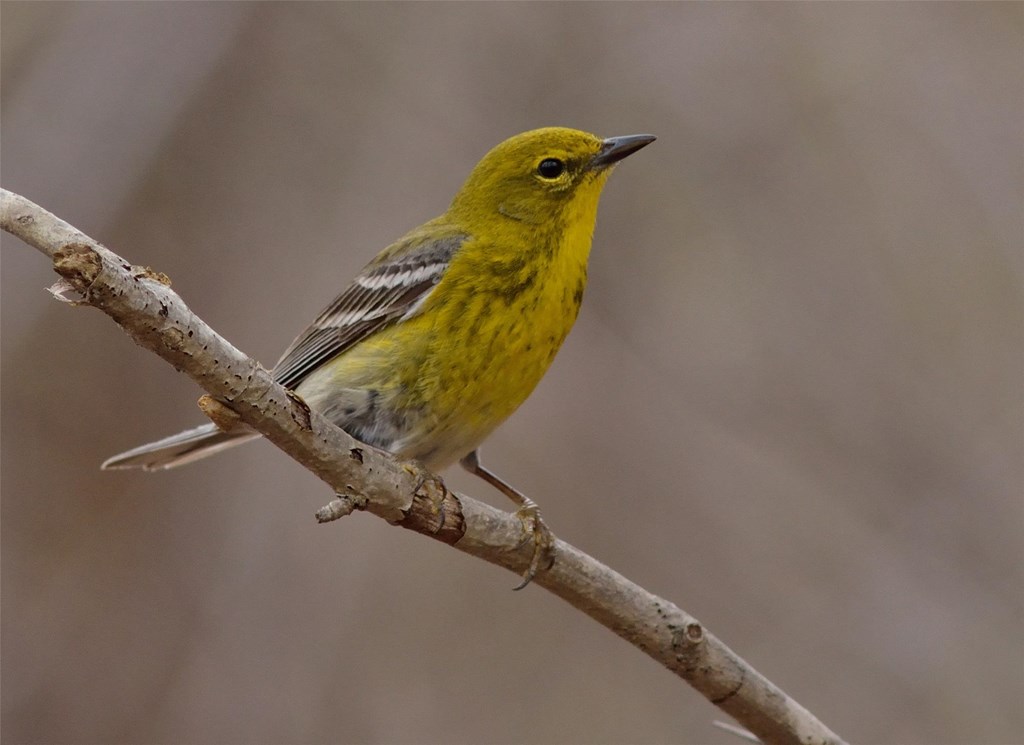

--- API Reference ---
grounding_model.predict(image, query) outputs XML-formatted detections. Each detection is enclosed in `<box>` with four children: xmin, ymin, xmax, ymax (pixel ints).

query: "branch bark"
<box><xmin>1</xmin><ymin>188</ymin><xmax>847</xmax><ymax>745</ymax></box>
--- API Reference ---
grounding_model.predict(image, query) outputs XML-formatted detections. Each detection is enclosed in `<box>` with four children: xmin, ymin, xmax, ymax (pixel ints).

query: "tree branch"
<box><xmin>0</xmin><ymin>188</ymin><xmax>847</xmax><ymax>745</ymax></box>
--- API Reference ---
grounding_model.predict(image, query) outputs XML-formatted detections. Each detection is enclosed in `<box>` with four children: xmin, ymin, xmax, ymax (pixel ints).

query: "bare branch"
<box><xmin>0</xmin><ymin>188</ymin><xmax>848</xmax><ymax>745</ymax></box>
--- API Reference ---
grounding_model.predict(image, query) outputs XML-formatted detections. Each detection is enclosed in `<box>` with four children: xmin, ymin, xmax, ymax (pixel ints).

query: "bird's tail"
<box><xmin>101</xmin><ymin>423</ymin><xmax>261</xmax><ymax>471</ymax></box>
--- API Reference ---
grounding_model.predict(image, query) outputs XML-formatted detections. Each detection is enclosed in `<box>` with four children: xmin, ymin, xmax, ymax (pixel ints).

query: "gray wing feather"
<box><xmin>271</xmin><ymin>233</ymin><xmax>465</xmax><ymax>389</ymax></box>
<box><xmin>100</xmin><ymin>233</ymin><xmax>466</xmax><ymax>471</ymax></box>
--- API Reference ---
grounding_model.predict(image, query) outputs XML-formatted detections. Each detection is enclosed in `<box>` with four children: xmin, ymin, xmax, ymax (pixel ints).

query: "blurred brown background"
<box><xmin>2</xmin><ymin>3</ymin><xmax>1021</xmax><ymax>744</ymax></box>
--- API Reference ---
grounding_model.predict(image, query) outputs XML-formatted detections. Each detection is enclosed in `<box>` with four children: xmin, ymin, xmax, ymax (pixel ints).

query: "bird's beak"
<box><xmin>589</xmin><ymin>134</ymin><xmax>657</xmax><ymax>170</ymax></box>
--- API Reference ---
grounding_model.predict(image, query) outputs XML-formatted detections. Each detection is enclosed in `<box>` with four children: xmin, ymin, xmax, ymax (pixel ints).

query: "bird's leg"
<box><xmin>460</xmin><ymin>449</ymin><xmax>555</xmax><ymax>589</ymax></box>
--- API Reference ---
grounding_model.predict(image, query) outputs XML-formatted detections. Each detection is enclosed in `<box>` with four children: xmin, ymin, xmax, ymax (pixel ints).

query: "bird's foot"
<box><xmin>409</xmin><ymin>465</ymin><xmax>449</xmax><ymax>534</ymax></box>
<box><xmin>512</xmin><ymin>498</ymin><xmax>556</xmax><ymax>590</ymax></box>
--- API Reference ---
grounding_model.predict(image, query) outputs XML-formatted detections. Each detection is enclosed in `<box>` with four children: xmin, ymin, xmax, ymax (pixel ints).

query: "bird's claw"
<box><xmin>512</xmin><ymin>500</ymin><xmax>555</xmax><ymax>590</ymax></box>
<box><xmin>410</xmin><ymin>467</ymin><xmax>448</xmax><ymax>533</ymax></box>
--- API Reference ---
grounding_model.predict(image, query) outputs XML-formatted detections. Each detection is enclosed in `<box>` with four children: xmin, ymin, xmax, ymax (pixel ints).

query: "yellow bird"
<box><xmin>104</xmin><ymin>127</ymin><xmax>655</xmax><ymax>586</ymax></box>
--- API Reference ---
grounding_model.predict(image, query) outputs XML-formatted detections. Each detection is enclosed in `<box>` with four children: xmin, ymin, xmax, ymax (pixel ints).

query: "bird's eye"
<box><xmin>537</xmin><ymin>158</ymin><xmax>565</xmax><ymax>179</ymax></box>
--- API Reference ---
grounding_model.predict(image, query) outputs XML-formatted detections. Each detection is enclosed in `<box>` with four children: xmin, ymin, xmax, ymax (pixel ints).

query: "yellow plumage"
<box><xmin>103</xmin><ymin>126</ymin><xmax>654</xmax><ymax>584</ymax></box>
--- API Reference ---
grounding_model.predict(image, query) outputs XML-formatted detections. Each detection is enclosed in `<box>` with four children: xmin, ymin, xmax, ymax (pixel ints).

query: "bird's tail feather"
<box><xmin>101</xmin><ymin>423</ymin><xmax>260</xmax><ymax>471</ymax></box>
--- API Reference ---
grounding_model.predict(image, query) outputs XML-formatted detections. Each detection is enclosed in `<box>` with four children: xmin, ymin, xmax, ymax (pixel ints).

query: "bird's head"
<box><xmin>448</xmin><ymin>127</ymin><xmax>655</xmax><ymax>227</ymax></box>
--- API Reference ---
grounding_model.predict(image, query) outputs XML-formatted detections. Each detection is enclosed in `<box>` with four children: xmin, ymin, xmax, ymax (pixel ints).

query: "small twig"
<box><xmin>0</xmin><ymin>188</ymin><xmax>847</xmax><ymax>745</ymax></box>
<box><xmin>315</xmin><ymin>495</ymin><xmax>367</xmax><ymax>523</ymax></box>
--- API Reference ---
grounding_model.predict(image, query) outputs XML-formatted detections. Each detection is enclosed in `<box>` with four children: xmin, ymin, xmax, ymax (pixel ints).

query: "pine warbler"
<box><xmin>104</xmin><ymin>127</ymin><xmax>655</xmax><ymax>585</ymax></box>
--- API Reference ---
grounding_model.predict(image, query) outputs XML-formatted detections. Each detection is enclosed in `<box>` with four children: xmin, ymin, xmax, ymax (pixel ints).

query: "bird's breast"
<box><xmin>413</xmin><ymin>233</ymin><xmax>591</xmax><ymax>451</ymax></box>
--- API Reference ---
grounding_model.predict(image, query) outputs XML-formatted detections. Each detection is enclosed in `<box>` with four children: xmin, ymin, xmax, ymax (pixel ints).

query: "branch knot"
<box><xmin>52</xmin><ymin>243</ymin><xmax>101</xmax><ymax>291</ymax></box>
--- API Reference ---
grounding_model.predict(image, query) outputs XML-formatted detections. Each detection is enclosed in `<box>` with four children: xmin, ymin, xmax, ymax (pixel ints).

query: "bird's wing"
<box><xmin>271</xmin><ymin>231</ymin><xmax>467</xmax><ymax>389</ymax></box>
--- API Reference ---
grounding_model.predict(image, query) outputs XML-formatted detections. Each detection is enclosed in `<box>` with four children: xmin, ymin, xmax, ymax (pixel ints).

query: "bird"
<box><xmin>103</xmin><ymin>127</ymin><xmax>655</xmax><ymax>586</ymax></box>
